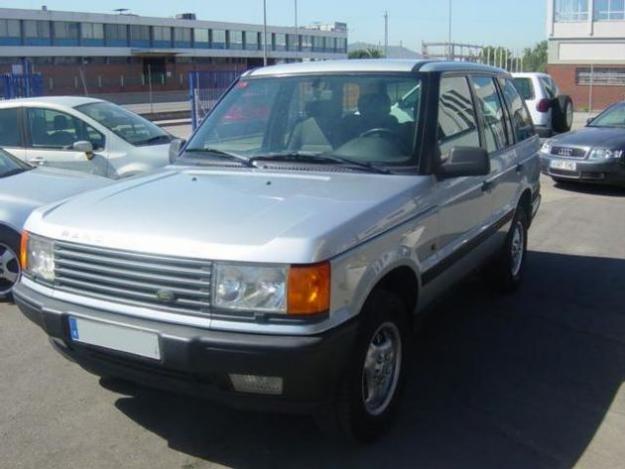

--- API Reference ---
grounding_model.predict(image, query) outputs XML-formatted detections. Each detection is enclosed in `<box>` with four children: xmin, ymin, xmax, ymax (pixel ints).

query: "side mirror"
<box><xmin>169</xmin><ymin>138</ymin><xmax>186</xmax><ymax>163</ymax></box>
<box><xmin>437</xmin><ymin>147</ymin><xmax>490</xmax><ymax>179</ymax></box>
<box><xmin>586</xmin><ymin>117</ymin><xmax>595</xmax><ymax>126</ymax></box>
<box><xmin>73</xmin><ymin>140</ymin><xmax>94</xmax><ymax>160</ymax></box>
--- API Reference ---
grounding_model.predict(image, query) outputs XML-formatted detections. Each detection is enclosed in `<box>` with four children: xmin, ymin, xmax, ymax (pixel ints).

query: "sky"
<box><xmin>9</xmin><ymin>0</ymin><xmax>547</xmax><ymax>51</ymax></box>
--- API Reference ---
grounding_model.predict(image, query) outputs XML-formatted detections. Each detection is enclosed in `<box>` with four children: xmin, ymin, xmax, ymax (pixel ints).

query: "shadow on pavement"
<box><xmin>108</xmin><ymin>251</ymin><xmax>625</xmax><ymax>468</ymax></box>
<box><xmin>553</xmin><ymin>180</ymin><xmax>625</xmax><ymax>197</ymax></box>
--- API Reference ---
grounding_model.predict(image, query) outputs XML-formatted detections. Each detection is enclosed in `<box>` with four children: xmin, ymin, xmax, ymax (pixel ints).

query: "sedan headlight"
<box><xmin>213</xmin><ymin>262</ymin><xmax>330</xmax><ymax>315</ymax></box>
<box><xmin>588</xmin><ymin>148</ymin><xmax>623</xmax><ymax>160</ymax></box>
<box><xmin>540</xmin><ymin>141</ymin><xmax>553</xmax><ymax>154</ymax></box>
<box><xmin>21</xmin><ymin>232</ymin><xmax>55</xmax><ymax>282</ymax></box>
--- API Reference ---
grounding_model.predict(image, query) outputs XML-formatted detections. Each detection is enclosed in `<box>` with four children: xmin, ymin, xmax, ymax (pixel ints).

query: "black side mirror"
<box><xmin>437</xmin><ymin>147</ymin><xmax>490</xmax><ymax>179</ymax></box>
<box><xmin>169</xmin><ymin>138</ymin><xmax>186</xmax><ymax>163</ymax></box>
<box><xmin>586</xmin><ymin>117</ymin><xmax>595</xmax><ymax>126</ymax></box>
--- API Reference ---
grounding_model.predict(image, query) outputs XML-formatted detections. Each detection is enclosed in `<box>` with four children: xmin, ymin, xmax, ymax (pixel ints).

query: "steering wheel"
<box><xmin>359</xmin><ymin>128</ymin><xmax>401</xmax><ymax>140</ymax></box>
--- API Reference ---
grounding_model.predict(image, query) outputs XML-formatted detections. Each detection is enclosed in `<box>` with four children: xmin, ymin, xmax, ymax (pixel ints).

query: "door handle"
<box><xmin>482</xmin><ymin>180</ymin><xmax>494</xmax><ymax>192</ymax></box>
<box><xmin>29</xmin><ymin>156</ymin><xmax>46</xmax><ymax>166</ymax></box>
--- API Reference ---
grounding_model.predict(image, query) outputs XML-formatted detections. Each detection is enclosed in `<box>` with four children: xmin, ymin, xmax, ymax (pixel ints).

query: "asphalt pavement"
<box><xmin>1</xmin><ymin>176</ymin><xmax>625</xmax><ymax>469</ymax></box>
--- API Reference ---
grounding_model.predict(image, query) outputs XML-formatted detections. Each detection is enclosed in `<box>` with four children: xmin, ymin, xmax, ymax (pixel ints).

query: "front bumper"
<box><xmin>540</xmin><ymin>154</ymin><xmax>625</xmax><ymax>185</ymax></box>
<box><xmin>13</xmin><ymin>281</ymin><xmax>358</xmax><ymax>413</ymax></box>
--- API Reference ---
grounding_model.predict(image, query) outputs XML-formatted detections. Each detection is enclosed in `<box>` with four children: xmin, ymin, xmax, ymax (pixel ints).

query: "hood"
<box><xmin>0</xmin><ymin>167</ymin><xmax>111</xmax><ymax>231</ymax></box>
<box><xmin>551</xmin><ymin>127</ymin><xmax>625</xmax><ymax>149</ymax></box>
<box><xmin>25</xmin><ymin>167</ymin><xmax>433</xmax><ymax>264</ymax></box>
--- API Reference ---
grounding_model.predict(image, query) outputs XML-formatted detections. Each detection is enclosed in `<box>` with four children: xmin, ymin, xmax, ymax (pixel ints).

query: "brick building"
<box><xmin>547</xmin><ymin>0</ymin><xmax>625</xmax><ymax>111</ymax></box>
<box><xmin>0</xmin><ymin>7</ymin><xmax>348</xmax><ymax>96</ymax></box>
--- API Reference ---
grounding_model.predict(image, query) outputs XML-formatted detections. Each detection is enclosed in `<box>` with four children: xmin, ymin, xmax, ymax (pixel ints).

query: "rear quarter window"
<box><xmin>512</xmin><ymin>78</ymin><xmax>535</xmax><ymax>101</ymax></box>
<box><xmin>0</xmin><ymin>107</ymin><xmax>21</xmax><ymax>147</ymax></box>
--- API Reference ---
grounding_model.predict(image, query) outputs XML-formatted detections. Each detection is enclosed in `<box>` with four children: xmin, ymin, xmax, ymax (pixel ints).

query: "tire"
<box><xmin>485</xmin><ymin>207</ymin><xmax>529</xmax><ymax>294</ymax></box>
<box><xmin>316</xmin><ymin>290</ymin><xmax>411</xmax><ymax>443</ymax></box>
<box><xmin>0</xmin><ymin>226</ymin><xmax>21</xmax><ymax>302</ymax></box>
<box><xmin>552</xmin><ymin>95</ymin><xmax>574</xmax><ymax>133</ymax></box>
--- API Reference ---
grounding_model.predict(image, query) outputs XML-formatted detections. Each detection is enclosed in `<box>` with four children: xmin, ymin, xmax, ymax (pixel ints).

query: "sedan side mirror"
<box><xmin>73</xmin><ymin>141</ymin><xmax>94</xmax><ymax>160</ymax></box>
<box><xmin>437</xmin><ymin>147</ymin><xmax>490</xmax><ymax>179</ymax></box>
<box><xmin>169</xmin><ymin>138</ymin><xmax>186</xmax><ymax>163</ymax></box>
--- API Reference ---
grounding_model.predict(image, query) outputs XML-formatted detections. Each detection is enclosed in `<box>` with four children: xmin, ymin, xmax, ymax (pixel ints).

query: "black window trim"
<box><xmin>23</xmin><ymin>106</ymin><xmax>106</xmax><ymax>152</ymax></box>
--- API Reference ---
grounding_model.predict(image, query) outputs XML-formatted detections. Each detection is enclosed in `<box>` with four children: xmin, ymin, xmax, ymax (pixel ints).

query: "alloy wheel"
<box><xmin>0</xmin><ymin>243</ymin><xmax>20</xmax><ymax>296</ymax></box>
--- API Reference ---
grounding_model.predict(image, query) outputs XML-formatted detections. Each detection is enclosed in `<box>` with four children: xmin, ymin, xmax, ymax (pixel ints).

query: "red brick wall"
<box><xmin>548</xmin><ymin>64</ymin><xmax>625</xmax><ymax>112</ymax></box>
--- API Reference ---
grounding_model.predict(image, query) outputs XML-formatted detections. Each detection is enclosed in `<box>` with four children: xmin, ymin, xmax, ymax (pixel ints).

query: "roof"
<box><xmin>245</xmin><ymin>59</ymin><xmax>509</xmax><ymax>77</ymax></box>
<box><xmin>0</xmin><ymin>96</ymin><xmax>104</xmax><ymax>108</ymax></box>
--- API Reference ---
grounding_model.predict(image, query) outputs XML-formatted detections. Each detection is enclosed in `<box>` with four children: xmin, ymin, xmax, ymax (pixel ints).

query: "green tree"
<box><xmin>521</xmin><ymin>41</ymin><xmax>548</xmax><ymax>73</ymax></box>
<box><xmin>348</xmin><ymin>47</ymin><xmax>385</xmax><ymax>59</ymax></box>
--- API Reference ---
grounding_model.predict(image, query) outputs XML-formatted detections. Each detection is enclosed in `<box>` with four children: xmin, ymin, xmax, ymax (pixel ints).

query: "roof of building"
<box><xmin>245</xmin><ymin>59</ymin><xmax>508</xmax><ymax>77</ymax></box>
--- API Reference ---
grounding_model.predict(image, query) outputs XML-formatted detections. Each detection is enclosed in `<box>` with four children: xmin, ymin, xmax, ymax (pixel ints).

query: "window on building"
<box><xmin>287</xmin><ymin>34</ymin><xmax>299</xmax><ymax>51</ymax></box>
<box><xmin>104</xmin><ymin>24</ymin><xmax>127</xmax><ymax>46</ymax></box>
<box><xmin>554</xmin><ymin>0</ymin><xmax>589</xmax><ymax>21</ymax></box>
<box><xmin>274</xmin><ymin>33</ymin><xmax>286</xmax><ymax>51</ymax></box>
<box><xmin>24</xmin><ymin>20</ymin><xmax>50</xmax><ymax>42</ymax></box>
<box><xmin>576</xmin><ymin>67</ymin><xmax>625</xmax><ymax>85</ymax></box>
<box><xmin>194</xmin><ymin>28</ymin><xmax>209</xmax><ymax>45</ymax></box>
<box><xmin>173</xmin><ymin>27</ymin><xmax>191</xmax><ymax>46</ymax></box>
<box><xmin>212</xmin><ymin>29</ymin><xmax>226</xmax><ymax>48</ymax></box>
<box><xmin>153</xmin><ymin>26</ymin><xmax>171</xmax><ymax>46</ymax></box>
<box><xmin>301</xmin><ymin>35</ymin><xmax>312</xmax><ymax>50</ymax></box>
<box><xmin>245</xmin><ymin>31</ymin><xmax>259</xmax><ymax>50</ymax></box>
<box><xmin>0</xmin><ymin>19</ymin><xmax>20</xmax><ymax>44</ymax></box>
<box><xmin>81</xmin><ymin>23</ymin><xmax>104</xmax><ymax>45</ymax></box>
<box><xmin>228</xmin><ymin>30</ymin><xmax>243</xmax><ymax>49</ymax></box>
<box><xmin>336</xmin><ymin>38</ymin><xmax>347</xmax><ymax>53</ymax></box>
<box><xmin>53</xmin><ymin>21</ymin><xmax>80</xmax><ymax>45</ymax></box>
<box><xmin>312</xmin><ymin>36</ymin><xmax>325</xmax><ymax>52</ymax></box>
<box><xmin>594</xmin><ymin>0</ymin><xmax>625</xmax><ymax>20</ymax></box>
<box><xmin>129</xmin><ymin>25</ymin><xmax>150</xmax><ymax>45</ymax></box>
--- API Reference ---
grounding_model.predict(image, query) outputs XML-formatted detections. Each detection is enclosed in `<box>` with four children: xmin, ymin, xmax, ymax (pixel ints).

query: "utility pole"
<box><xmin>448</xmin><ymin>0</ymin><xmax>452</xmax><ymax>59</ymax></box>
<box><xmin>384</xmin><ymin>11</ymin><xmax>389</xmax><ymax>57</ymax></box>
<box><xmin>263</xmin><ymin>0</ymin><xmax>268</xmax><ymax>66</ymax></box>
<box><xmin>294</xmin><ymin>0</ymin><xmax>298</xmax><ymax>31</ymax></box>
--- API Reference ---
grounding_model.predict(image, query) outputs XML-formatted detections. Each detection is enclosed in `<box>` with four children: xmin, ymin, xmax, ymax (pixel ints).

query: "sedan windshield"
<box><xmin>589</xmin><ymin>103</ymin><xmax>625</xmax><ymax>128</ymax></box>
<box><xmin>0</xmin><ymin>148</ymin><xmax>31</xmax><ymax>178</ymax></box>
<box><xmin>184</xmin><ymin>74</ymin><xmax>422</xmax><ymax>170</ymax></box>
<box><xmin>75</xmin><ymin>101</ymin><xmax>171</xmax><ymax>146</ymax></box>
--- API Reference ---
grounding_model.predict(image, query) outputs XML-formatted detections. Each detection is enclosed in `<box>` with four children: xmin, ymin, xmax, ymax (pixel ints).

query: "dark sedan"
<box><xmin>539</xmin><ymin>101</ymin><xmax>625</xmax><ymax>186</ymax></box>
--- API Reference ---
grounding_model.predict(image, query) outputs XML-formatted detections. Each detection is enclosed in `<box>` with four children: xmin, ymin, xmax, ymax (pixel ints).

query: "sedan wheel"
<box><xmin>0</xmin><ymin>243</ymin><xmax>20</xmax><ymax>298</ymax></box>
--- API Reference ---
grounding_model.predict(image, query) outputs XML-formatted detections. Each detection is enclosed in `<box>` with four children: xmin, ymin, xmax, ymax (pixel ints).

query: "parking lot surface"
<box><xmin>1</xmin><ymin>176</ymin><xmax>624</xmax><ymax>469</ymax></box>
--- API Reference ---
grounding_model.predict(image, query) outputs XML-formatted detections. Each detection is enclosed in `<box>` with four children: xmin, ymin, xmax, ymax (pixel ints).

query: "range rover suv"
<box><xmin>14</xmin><ymin>60</ymin><xmax>541</xmax><ymax>442</ymax></box>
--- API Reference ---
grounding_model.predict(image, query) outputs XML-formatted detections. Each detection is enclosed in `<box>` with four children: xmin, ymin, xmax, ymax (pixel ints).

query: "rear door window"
<box><xmin>470</xmin><ymin>76</ymin><xmax>509</xmax><ymax>153</ymax></box>
<box><xmin>499</xmin><ymin>78</ymin><xmax>536</xmax><ymax>142</ymax></box>
<box><xmin>0</xmin><ymin>108</ymin><xmax>21</xmax><ymax>147</ymax></box>
<box><xmin>437</xmin><ymin>76</ymin><xmax>480</xmax><ymax>159</ymax></box>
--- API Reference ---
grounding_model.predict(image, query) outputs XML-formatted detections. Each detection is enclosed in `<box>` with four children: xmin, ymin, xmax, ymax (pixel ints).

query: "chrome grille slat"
<box><xmin>55</xmin><ymin>259</ymin><xmax>211</xmax><ymax>288</ymax></box>
<box><xmin>53</xmin><ymin>242</ymin><xmax>212</xmax><ymax>315</ymax></box>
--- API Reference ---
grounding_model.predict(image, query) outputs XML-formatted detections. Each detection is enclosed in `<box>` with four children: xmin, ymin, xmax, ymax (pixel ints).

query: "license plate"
<box><xmin>550</xmin><ymin>160</ymin><xmax>577</xmax><ymax>171</ymax></box>
<box><xmin>68</xmin><ymin>316</ymin><xmax>161</xmax><ymax>360</ymax></box>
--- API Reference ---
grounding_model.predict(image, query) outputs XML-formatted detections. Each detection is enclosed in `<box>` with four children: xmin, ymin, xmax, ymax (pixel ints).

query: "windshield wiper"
<box><xmin>249</xmin><ymin>152</ymin><xmax>391</xmax><ymax>174</ymax></box>
<box><xmin>183</xmin><ymin>148</ymin><xmax>254</xmax><ymax>167</ymax></box>
<box><xmin>135</xmin><ymin>135</ymin><xmax>172</xmax><ymax>146</ymax></box>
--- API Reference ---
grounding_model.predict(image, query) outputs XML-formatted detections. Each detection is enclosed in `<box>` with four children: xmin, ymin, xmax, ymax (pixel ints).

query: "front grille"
<box><xmin>54</xmin><ymin>241</ymin><xmax>212</xmax><ymax>315</ymax></box>
<box><xmin>550</xmin><ymin>146</ymin><xmax>588</xmax><ymax>158</ymax></box>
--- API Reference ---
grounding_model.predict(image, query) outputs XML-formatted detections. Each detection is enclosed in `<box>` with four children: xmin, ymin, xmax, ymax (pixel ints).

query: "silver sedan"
<box><xmin>0</xmin><ymin>148</ymin><xmax>110</xmax><ymax>299</ymax></box>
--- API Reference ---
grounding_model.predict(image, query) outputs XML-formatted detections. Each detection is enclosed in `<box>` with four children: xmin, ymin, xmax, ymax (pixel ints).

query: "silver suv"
<box><xmin>14</xmin><ymin>60</ymin><xmax>541</xmax><ymax>442</ymax></box>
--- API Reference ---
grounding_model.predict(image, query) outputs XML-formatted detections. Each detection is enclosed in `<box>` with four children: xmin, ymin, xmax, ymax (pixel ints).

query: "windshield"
<box><xmin>512</xmin><ymin>78</ymin><xmax>535</xmax><ymax>101</ymax></box>
<box><xmin>0</xmin><ymin>148</ymin><xmax>31</xmax><ymax>178</ymax></box>
<box><xmin>589</xmin><ymin>103</ymin><xmax>625</xmax><ymax>127</ymax></box>
<box><xmin>184</xmin><ymin>74</ymin><xmax>422</xmax><ymax>169</ymax></box>
<box><xmin>75</xmin><ymin>101</ymin><xmax>171</xmax><ymax>146</ymax></box>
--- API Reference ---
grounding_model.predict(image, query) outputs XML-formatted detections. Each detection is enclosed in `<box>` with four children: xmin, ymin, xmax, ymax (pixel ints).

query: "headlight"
<box><xmin>214</xmin><ymin>264</ymin><xmax>288</xmax><ymax>313</ymax></box>
<box><xmin>588</xmin><ymin>148</ymin><xmax>623</xmax><ymax>160</ymax></box>
<box><xmin>213</xmin><ymin>262</ymin><xmax>331</xmax><ymax>315</ymax></box>
<box><xmin>540</xmin><ymin>141</ymin><xmax>552</xmax><ymax>154</ymax></box>
<box><xmin>21</xmin><ymin>232</ymin><xmax>55</xmax><ymax>282</ymax></box>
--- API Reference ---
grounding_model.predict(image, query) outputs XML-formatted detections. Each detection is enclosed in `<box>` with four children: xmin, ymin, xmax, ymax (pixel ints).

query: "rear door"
<box><xmin>469</xmin><ymin>75</ymin><xmax>518</xmax><ymax>223</ymax></box>
<box><xmin>24</xmin><ymin>106</ymin><xmax>109</xmax><ymax>176</ymax></box>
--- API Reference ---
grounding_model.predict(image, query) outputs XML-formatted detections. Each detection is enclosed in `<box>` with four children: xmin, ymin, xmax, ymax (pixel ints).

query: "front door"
<box><xmin>24</xmin><ymin>107</ymin><xmax>109</xmax><ymax>176</ymax></box>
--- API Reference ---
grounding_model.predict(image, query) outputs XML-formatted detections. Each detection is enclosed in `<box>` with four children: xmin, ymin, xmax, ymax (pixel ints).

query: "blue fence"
<box><xmin>0</xmin><ymin>73</ymin><xmax>43</xmax><ymax>100</ymax></box>
<box><xmin>189</xmin><ymin>69</ymin><xmax>246</xmax><ymax>129</ymax></box>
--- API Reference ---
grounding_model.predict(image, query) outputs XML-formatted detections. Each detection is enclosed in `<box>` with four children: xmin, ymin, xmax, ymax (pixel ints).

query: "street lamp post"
<box><xmin>263</xmin><ymin>0</ymin><xmax>268</xmax><ymax>66</ymax></box>
<box><xmin>448</xmin><ymin>0</ymin><xmax>452</xmax><ymax>60</ymax></box>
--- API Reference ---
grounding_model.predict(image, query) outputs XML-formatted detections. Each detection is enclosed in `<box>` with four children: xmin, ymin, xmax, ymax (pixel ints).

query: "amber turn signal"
<box><xmin>287</xmin><ymin>262</ymin><xmax>331</xmax><ymax>315</ymax></box>
<box><xmin>20</xmin><ymin>231</ymin><xmax>29</xmax><ymax>269</ymax></box>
